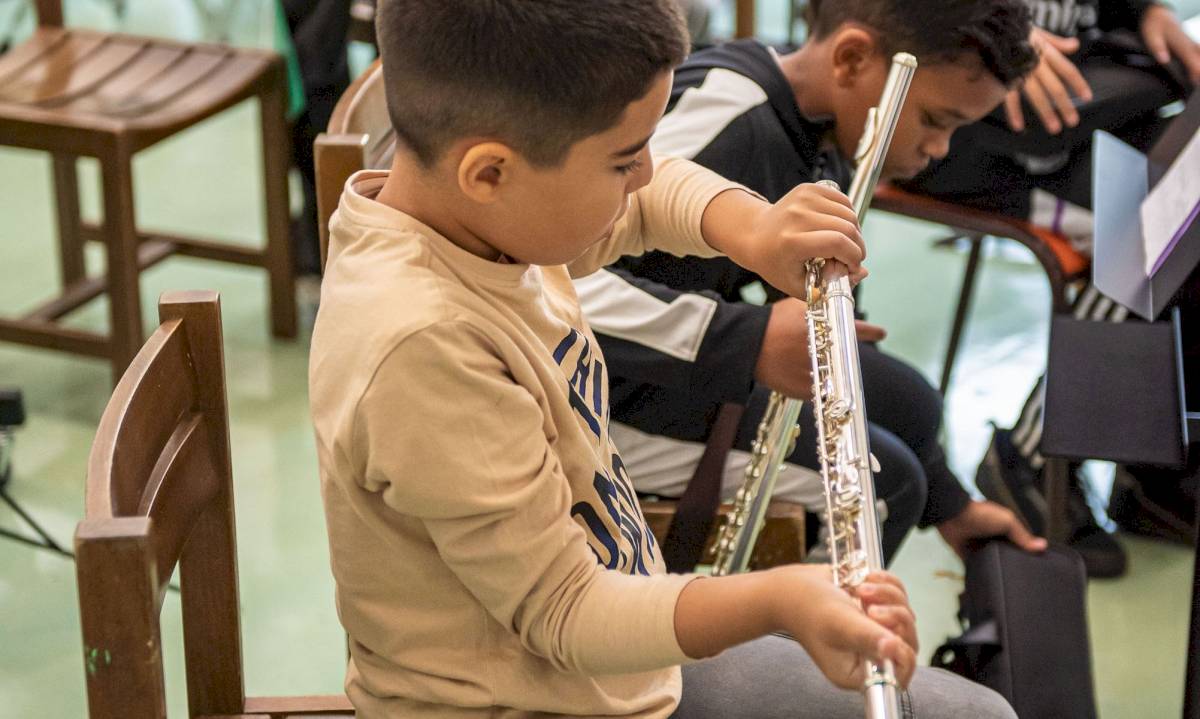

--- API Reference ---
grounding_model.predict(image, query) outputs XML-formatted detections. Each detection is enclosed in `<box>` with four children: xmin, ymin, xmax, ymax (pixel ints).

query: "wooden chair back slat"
<box><xmin>139</xmin><ymin>412</ymin><xmax>220</xmax><ymax>591</ymax></box>
<box><xmin>87</xmin><ymin>320</ymin><xmax>195</xmax><ymax>518</ymax></box>
<box><xmin>314</xmin><ymin>134</ymin><xmax>367</xmax><ymax>272</ymax></box>
<box><xmin>326</xmin><ymin>59</ymin><xmax>386</xmax><ymax>139</ymax></box>
<box><xmin>315</xmin><ymin>60</ymin><xmax>392</xmax><ymax>271</ymax></box>
<box><xmin>77</xmin><ymin>290</ymin><xmax>246</xmax><ymax>718</ymax></box>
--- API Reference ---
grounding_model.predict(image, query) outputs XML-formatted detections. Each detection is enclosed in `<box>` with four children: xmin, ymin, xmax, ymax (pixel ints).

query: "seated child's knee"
<box><xmin>909</xmin><ymin>668</ymin><xmax>1017</xmax><ymax>719</ymax></box>
<box><xmin>973</xmin><ymin>686</ymin><xmax>1019</xmax><ymax>719</ymax></box>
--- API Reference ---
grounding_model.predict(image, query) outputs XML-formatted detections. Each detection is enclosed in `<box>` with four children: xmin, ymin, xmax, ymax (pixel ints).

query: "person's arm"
<box><xmin>572</xmin><ymin>157</ymin><xmax>865</xmax><ymax>301</ymax></box>
<box><xmin>919</xmin><ymin>473</ymin><xmax>974</xmax><ymax>530</ymax></box>
<box><xmin>568</xmin><ymin>155</ymin><xmax>737</xmax><ymax>277</ymax></box>
<box><xmin>674</xmin><ymin>566</ymin><xmax>919</xmax><ymax>690</ymax></box>
<box><xmin>576</xmin><ymin>268</ymin><xmax>770</xmax><ymax>405</ymax></box>
<box><xmin>1136</xmin><ymin>3</ymin><xmax>1200</xmax><ymax>83</ymax></box>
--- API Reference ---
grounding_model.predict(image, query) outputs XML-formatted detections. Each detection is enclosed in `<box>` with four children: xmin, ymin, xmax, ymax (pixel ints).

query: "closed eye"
<box><xmin>616</xmin><ymin>158</ymin><xmax>644</xmax><ymax>175</ymax></box>
<box><xmin>921</xmin><ymin>111</ymin><xmax>948</xmax><ymax>131</ymax></box>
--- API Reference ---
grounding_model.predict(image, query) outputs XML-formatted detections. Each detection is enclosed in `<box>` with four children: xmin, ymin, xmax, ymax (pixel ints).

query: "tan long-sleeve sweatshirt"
<box><xmin>309</xmin><ymin>157</ymin><xmax>742</xmax><ymax>718</ymax></box>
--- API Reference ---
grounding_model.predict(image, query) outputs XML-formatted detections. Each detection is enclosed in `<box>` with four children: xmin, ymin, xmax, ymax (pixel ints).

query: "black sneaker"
<box><xmin>1108</xmin><ymin>465</ymin><xmax>1197</xmax><ymax>547</ymax></box>
<box><xmin>975</xmin><ymin>426</ymin><xmax>1048</xmax><ymax>536</ymax></box>
<box><xmin>1068</xmin><ymin>522</ymin><xmax>1127</xmax><ymax>578</ymax></box>
<box><xmin>975</xmin><ymin>427</ymin><xmax>1127</xmax><ymax>579</ymax></box>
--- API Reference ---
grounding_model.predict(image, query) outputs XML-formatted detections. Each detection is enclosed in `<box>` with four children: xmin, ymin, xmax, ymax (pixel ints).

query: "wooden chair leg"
<box><xmin>100</xmin><ymin>152</ymin><xmax>144</xmax><ymax>382</ymax></box>
<box><xmin>259</xmin><ymin>68</ymin><xmax>297</xmax><ymax>339</ymax></box>
<box><xmin>75</xmin><ymin>518</ymin><xmax>168</xmax><ymax>719</ymax></box>
<box><xmin>52</xmin><ymin>153</ymin><xmax>86</xmax><ymax>287</ymax></box>
<box><xmin>939</xmin><ymin>233</ymin><xmax>984</xmax><ymax>396</ymax></box>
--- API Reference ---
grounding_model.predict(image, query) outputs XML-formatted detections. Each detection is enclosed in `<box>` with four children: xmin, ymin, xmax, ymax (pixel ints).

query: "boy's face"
<box><xmin>834</xmin><ymin>59</ymin><xmax>1008</xmax><ymax>181</ymax></box>
<box><xmin>480</xmin><ymin>73</ymin><xmax>670</xmax><ymax>267</ymax></box>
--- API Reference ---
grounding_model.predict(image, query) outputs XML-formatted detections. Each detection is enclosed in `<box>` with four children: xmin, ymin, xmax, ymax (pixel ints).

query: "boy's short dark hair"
<box><xmin>807</xmin><ymin>0</ymin><xmax>1038</xmax><ymax>86</ymax></box>
<box><xmin>375</xmin><ymin>0</ymin><xmax>689</xmax><ymax>168</ymax></box>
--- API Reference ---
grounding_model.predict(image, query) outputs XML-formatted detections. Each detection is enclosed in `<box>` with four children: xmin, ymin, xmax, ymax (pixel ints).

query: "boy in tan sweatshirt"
<box><xmin>309</xmin><ymin>1</ymin><xmax>1016</xmax><ymax>717</ymax></box>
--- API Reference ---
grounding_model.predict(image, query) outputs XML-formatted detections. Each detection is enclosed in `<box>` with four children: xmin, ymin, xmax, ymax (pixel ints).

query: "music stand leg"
<box><xmin>1184</xmin><ymin>481</ymin><xmax>1200</xmax><ymax>719</ymax></box>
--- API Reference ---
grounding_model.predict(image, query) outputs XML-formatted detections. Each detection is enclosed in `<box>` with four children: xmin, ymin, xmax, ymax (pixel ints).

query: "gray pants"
<box><xmin>675</xmin><ymin>635</ymin><xmax>1016</xmax><ymax>719</ymax></box>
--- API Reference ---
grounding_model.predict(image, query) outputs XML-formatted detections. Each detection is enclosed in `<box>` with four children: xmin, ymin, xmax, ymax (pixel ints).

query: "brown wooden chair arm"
<box><xmin>872</xmin><ymin>183</ymin><xmax>1088</xmax><ymax>306</ymax></box>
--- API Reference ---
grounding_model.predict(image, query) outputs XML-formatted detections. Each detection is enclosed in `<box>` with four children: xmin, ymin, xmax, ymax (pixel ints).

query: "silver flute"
<box><xmin>712</xmin><ymin>53</ymin><xmax>917</xmax><ymax>719</ymax></box>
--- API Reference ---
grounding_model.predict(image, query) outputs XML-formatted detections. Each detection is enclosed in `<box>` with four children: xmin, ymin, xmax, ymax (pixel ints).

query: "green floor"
<box><xmin>1</xmin><ymin>2</ymin><xmax>1197</xmax><ymax>717</ymax></box>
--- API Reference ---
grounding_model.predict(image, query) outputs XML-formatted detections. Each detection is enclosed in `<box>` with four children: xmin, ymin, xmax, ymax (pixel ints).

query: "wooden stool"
<box><xmin>872</xmin><ymin>184</ymin><xmax>1089</xmax><ymax>395</ymax></box>
<box><xmin>0</xmin><ymin>1</ymin><xmax>297</xmax><ymax>383</ymax></box>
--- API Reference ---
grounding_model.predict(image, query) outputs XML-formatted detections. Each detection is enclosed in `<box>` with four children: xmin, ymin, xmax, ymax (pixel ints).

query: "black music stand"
<box><xmin>0</xmin><ymin>388</ymin><xmax>71</xmax><ymax>557</ymax></box>
<box><xmin>1042</xmin><ymin>89</ymin><xmax>1200</xmax><ymax>718</ymax></box>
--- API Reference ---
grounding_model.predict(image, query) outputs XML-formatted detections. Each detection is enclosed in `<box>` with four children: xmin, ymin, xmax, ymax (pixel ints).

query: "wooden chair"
<box><xmin>74</xmin><ymin>291</ymin><xmax>351</xmax><ymax>718</ymax></box>
<box><xmin>0</xmin><ymin>1</ymin><xmax>297</xmax><ymax>383</ymax></box>
<box><xmin>313</xmin><ymin>59</ymin><xmax>392</xmax><ymax>269</ymax></box>
<box><xmin>871</xmin><ymin>183</ymin><xmax>1089</xmax><ymax>395</ymax></box>
<box><xmin>314</xmin><ymin>62</ymin><xmax>805</xmax><ymax>570</ymax></box>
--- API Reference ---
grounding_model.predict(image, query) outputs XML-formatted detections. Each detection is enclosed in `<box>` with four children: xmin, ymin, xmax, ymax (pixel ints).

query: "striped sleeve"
<box><xmin>652</xmin><ymin>67</ymin><xmax>770</xmax><ymax>160</ymax></box>
<box><xmin>578</xmin><ymin>268</ymin><xmax>769</xmax><ymax>405</ymax></box>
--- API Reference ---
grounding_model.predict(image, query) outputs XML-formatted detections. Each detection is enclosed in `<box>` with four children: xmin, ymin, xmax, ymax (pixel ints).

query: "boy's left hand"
<box><xmin>702</xmin><ymin>183</ymin><xmax>865</xmax><ymax>300</ymax></box>
<box><xmin>1005</xmin><ymin>27</ymin><xmax>1092</xmax><ymax>134</ymax></box>
<box><xmin>1141</xmin><ymin>4</ymin><xmax>1200</xmax><ymax>85</ymax></box>
<box><xmin>850</xmin><ymin>571</ymin><xmax>920</xmax><ymax>659</ymax></box>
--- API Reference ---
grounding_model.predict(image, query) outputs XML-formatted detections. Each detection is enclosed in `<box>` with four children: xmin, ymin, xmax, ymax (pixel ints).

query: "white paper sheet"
<box><xmin>1140</xmin><ymin>126</ymin><xmax>1200</xmax><ymax>277</ymax></box>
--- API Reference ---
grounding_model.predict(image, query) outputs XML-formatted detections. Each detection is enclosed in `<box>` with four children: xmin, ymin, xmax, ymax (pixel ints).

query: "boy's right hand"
<box><xmin>768</xmin><ymin>565</ymin><xmax>917</xmax><ymax>690</ymax></box>
<box><xmin>707</xmin><ymin>182</ymin><xmax>864</xmax><ymax>300</ymax></box>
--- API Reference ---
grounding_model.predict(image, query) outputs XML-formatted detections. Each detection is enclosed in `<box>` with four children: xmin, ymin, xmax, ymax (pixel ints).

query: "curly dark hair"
<box><xmin>807</xmin><ymin>0</ymin><xmax>1038</xmax><ymax>86</ymax></box>
<box><xmin>376</xmin><ymin>0</ymin><xmax>690</xmax><ymax>168</ymax></box>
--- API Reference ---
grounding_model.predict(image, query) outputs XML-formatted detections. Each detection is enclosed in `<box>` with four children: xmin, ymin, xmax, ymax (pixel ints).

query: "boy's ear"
<box><xmin>457</xmin><ymin>141</ymin><xmax>516</xmax><ymax>203</ymax></box>
<box><xmin>830</xmin><ymin>26</ymin><xmax>880</xmax><ymax>87</ymax></box>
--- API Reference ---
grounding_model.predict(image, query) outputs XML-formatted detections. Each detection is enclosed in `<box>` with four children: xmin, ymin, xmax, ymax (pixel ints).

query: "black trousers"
<box><xmin>282</xmin><ymin>0</ymin><xmax>352</xmax><ymax>276</ymax></box>
<box><xmin>732</xmin><ymin>344</ymin><xmax>958</xmax><ymax>564</ymax></box>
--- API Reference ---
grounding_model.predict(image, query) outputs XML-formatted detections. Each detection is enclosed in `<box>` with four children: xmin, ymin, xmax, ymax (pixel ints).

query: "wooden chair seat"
<box><xmin>641</xmin><ymin>499</ymin><xmax>807</xmax><ymax>570</ymax></box>
<box><xmin>0</xmin><ymin>3</ymin><xmax>296</xmax><ymax>383</ymax></box>
<box><xmin>871</xmin><ymin>183</ymin><xmax>1089</xmax><ymax>393</ymax></box>
<box><xmin>0</xmin><ymin>28</ymin><xmax>275</xmax><ymax>151</ymax></box>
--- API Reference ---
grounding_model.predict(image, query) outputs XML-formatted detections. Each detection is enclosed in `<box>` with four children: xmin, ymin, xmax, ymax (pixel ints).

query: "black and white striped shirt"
<box><xmin>581</xmin><ymin>40</ymin><xmax>845</xmax><ymax>444</ymax></box>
